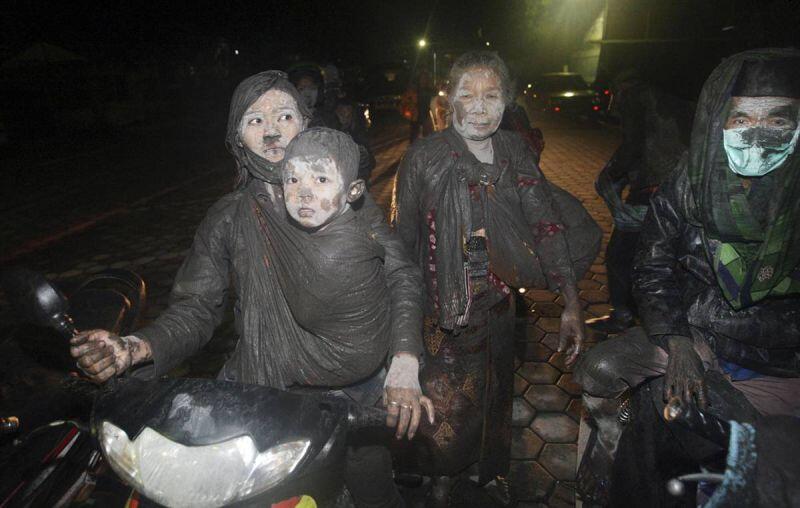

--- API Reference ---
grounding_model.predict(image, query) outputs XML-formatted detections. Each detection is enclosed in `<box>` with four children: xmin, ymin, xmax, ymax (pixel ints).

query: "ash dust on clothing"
<box><xmin>398</xmin><ymin>294</ymin><xmax>516</xmax><ymax>483</ymax></box>
<box><xmin>257</xmin><ymin>201</ymin><xmax>391</xmax><ymax>387</ymax></box>
<box><xmin>134</xmin><ymin>71</ymin><xmax>423</xmax><ymax>389</ymax></box>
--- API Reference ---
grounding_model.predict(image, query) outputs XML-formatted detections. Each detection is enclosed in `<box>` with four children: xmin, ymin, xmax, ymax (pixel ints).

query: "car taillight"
<box><xmin>604</xmin><ymin>89</ymin><xmax>610</xmax><ymax>95</ymax></box>
<box><xmin>553</xmin><ymin>106</ymin><xmax>561</xmax><ymax>112</ymax></box>
<box><xmin>592</xmin><ymin>105</ymin><xmax>601</xmax><ymax>111</ymax></box>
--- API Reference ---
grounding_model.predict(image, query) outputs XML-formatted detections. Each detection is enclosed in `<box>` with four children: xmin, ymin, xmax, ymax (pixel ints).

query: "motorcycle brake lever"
<box><xmin>667</xmin><ymin>473</ymin><xmax>726</xmax><ymax>497</ymax></box>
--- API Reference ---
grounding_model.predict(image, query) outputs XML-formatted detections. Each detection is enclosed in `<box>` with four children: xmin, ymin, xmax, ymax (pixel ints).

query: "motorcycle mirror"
<box><xmin>1</xmin><ymin>268</ymin><xmax>76</xmax><ymax>337</ymax></box>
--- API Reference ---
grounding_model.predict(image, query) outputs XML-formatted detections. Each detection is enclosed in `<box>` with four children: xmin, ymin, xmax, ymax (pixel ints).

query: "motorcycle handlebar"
<box><xmin>347</xmin><ymin>404</ymin><xmax>388</xmax><ymax>429</ymax></box>
<box><xmin>663</xmin><ymin>397</ymin><xmax>730</xmax><ymax>448</ymax></box>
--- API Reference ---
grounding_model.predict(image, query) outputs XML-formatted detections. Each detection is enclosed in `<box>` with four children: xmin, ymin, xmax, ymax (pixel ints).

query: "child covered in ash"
<box><xmin>260</xmin><ymin>127</ymin><xmax>433</xmax><ymax>426</ymax></box>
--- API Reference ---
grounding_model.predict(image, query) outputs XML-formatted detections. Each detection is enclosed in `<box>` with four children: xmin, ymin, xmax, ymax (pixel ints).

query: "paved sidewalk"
<box><xmin>505</xmin><ymin>117</ymin><xmax>619</xmax><ymax>507</ymax></box>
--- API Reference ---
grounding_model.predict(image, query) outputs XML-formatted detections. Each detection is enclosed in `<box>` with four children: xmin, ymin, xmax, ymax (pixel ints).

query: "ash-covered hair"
<box><xmin>448</xmin><ymin>51</ymin><xmax>514</xmax><ymax>105</ymax></box>
<box><xmin>282</xmin><ymin>127</ymin><xmax>360</xmax><ymax>183</ymax></box>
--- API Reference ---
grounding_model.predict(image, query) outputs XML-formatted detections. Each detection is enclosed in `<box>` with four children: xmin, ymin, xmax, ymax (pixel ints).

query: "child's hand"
<box><xmin>383</xmin><ymin>353</ymin><xmax>434</xmax><ymax>440</ymax></box>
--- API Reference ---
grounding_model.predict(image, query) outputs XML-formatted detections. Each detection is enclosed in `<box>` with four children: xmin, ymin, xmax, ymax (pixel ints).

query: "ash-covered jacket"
<box><xmin>133</xmin><ymin>71</ymin><xmax>423</xmax><ymax>389</ymax></box>
<box><xmin>634</xmin><ymin>167</ymin><xmax>800</xmax><ymax>376</ymax></box>
<box><xmin>394</xmin><ymin>127</ymin><xmax>577</xmax><ymax>323</ymax></box>
<box><xmin>633</xmin><ymin>49</ymin><xmax>800</xmax><ymax>376</ymax></box>
<box><xmin>135</xmin><ymin>181</ymin><xmax>423</xmax><ymax>388</ymax></box>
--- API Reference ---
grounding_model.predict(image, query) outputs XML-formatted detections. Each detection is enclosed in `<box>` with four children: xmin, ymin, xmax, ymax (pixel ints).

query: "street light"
<box><xmin>417</xmin><ymin>38</ymin><xmax>437</xmax><ymax>86</ymax></box>
<box><xmin>485</xmin><ymin>41</ymin><xmax>491</xmax><ymax>47</ymax></box>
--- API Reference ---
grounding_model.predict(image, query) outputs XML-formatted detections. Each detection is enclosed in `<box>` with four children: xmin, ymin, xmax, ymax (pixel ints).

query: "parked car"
<box><xmin>529</xmin><ymin>72</ymin><xmax>603</xmax><ymax>117</ymax></box>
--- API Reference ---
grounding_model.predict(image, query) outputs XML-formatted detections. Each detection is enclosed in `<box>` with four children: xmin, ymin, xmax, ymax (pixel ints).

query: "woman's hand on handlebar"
<box><xmin>69</xmin><ymin>330</ymin><xmax>151</xmax><ymax>383</ymax></box>
<box><xmin>383</xmin><ymin>353</ymin><xmax>435</xmax><ymax>440</ymax></box>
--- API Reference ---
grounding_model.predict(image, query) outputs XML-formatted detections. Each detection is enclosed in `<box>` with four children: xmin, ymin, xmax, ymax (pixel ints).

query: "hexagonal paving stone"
<box><xmin>523</xmin><ymin>325</ymin><xmax>546</xmax><ymax>342</ymax></box>
<box><xmin>512</xmin><ymin>398</ymin><xmax>536</xmax><ymax>427</ymax></box>
<box><xmin>531</xmin><ymin>413</ymin><xmax>579</xmax><ymax>443</ymax></box>
<box><xmin>541</xmin><ymin>333</ymin><xmax>560</xmax><ymax>351</ymax></box>
<box><xmin>590</xmin><ymin>264</ymin><xmax>607</xmax><ymax>274</ymax></box>
<box><xmin>539</xmin><ymin>444</ymin><xmax>577</xmax><ymax>481</ymax></box>
<box><xmin>548</xmin><ymin>352</ymin><xmax>574</xmax><ymax>373</ymax></box>
<box><xmin>509</xmin><ymin>460</ymin><xmax>555</xmax><ymax>501</ymax></box>
<box><xmin>557</xmin><ymin>373</ymin><xmax>582</xmax><ymax>396</ymax></box>
<box><xmin>524</xmin><ymin>385</ymin><xmax>571</xmax><ymax>412</ymax></box>
<box><xmin>531</xmin><ymin>302</ymin><xmax>563</xmax><ymax>317</ymax></box>
<box><xmin>526</xmin><ymin>289</ymin><xmax>557</xmax><ymax>302</ymax></box>
<box><xmin>577</xmin><ymin>279</ymin><xmax>602</xmax><ymax>290</ymax></box>
<box><xmin>548</xmin><ymin>482</ymin><xmax>577</xmax><ymax>508</ymax></box>
<box><xmin>517</xmin><ymin>341</ymin><xmax>552</xmax><ymax>361</ymax></box>
<box><xmin>592</xmin><ymin>273</ymin><xmax>608</xmax><ymax>284</ymax></box>
<box><xmin>566</xmin><ymin>398</ymin><xmax>583</xmax><ymax>422</ymax></box>
<box><xmin>578</xmin><ymin>289</ymin><xmax>609</xmax><ymax>303</ymax></box>
<box><xmin>537</xmin><ymin>317</ymin><xmax>561</xmax><ymax>333</ymax></box>
<box><xmin>518</xmin><ymin>362</ymin><xmax>560</xmax><ymax>384</ymax></box>
<box><xmin>587</xmin><ymin>303</ymin><xmax>613</xmax><ymax>317</ymax></box>
<box><xmin>514</xmin><ymin>373</ymin><xmax>529</xmax><ymax>396</ymax></box>
<box><xmin>511</xmin><ymin>427</ymin><xmax>544</xmax><ymax>459</ymax></box>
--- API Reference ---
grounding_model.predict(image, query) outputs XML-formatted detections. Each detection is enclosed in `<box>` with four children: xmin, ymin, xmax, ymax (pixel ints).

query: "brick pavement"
<box><xmin>0</xmin><ymin>117</ymin><xmax>620</xmax><ymax>507</ymax></box>
<box><xmin>506</xmin><ymin>117</ymin><xmax>619</xmax><ymax>507</ymax></box>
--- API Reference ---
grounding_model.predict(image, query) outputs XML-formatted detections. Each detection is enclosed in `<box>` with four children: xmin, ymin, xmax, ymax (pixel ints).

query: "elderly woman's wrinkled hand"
<box><xmin>559</xmin><ymin>305</ymin><xmax>586</xmax><ymax>367</ymax></box>
<box><xmin>383</xmin><ymin>353</ymin><xmax>435</xmax><ymax>440</ymax></box>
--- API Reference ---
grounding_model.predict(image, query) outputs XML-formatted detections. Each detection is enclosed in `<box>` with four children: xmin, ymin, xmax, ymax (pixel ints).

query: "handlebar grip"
<box><xmin>347</xmin><ymin>404</ymin><xmax>388</xmax><ymax>429</ymax></box>
<box><xmin>663</xmin><ymin>397</ymin><xmax>730</xmax><ymax>448</ymax></box>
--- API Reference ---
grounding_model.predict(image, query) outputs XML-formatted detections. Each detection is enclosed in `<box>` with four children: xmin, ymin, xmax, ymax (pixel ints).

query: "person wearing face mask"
<box><xmin>574</xmin><ymin>49</ymin><xmax>800</xmax><ymax>505</ymax></box>
<box><xmin>69</xmin><ymin>71</ymin><xmax>428</xmax><ymax>508</ymax></box>
<box><xmin>393</xmin><ymin>51</ymin><xmax>588</xmax><ymax>506</ymax></box>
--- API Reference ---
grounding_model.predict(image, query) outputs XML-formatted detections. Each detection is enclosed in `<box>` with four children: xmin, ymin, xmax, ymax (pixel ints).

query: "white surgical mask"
<box><xmin>722</xmin><ymin>126</ymin><xmax>800</xmax><ymax>176</ymax></box>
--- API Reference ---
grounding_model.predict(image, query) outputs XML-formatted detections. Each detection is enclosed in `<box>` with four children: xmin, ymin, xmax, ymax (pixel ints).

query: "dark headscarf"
<box><xmin>225</xmin><ymin>70</ymin><xmax>311</xmax><ymax>188</ymax></box>
<box><xmin>685</xmin><ymin>48</ymin><xmax>800</xmax><ymax>308</ymax></box>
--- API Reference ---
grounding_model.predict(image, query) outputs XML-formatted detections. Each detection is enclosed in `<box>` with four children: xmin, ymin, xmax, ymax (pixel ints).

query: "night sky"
<box><xmin>3</xmin><ymin>0</ymin><xmax>800</xmax><ymax>89</ymax></box>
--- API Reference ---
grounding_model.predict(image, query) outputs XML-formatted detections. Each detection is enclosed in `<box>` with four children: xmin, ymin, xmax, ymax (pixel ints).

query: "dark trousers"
<box><xmin>291</xmin><ymin>371</ymin><xmax>402</xmax><ymax>508</ymax></box>
<box><xmin>345</xmin><ymin>437</ymin><xmax>404</xmax><ymax>508</ymax></box>
<box><xmin>605</xmin><ymin>228</ymin><xmax>641</xmax><ymax>314</ymax></box>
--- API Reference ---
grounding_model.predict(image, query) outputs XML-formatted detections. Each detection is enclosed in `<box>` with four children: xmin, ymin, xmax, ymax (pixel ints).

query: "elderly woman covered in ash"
<box><xmin>393</xmin><ymin>51</ymin><xmax>590</xmax><ymax>505</ymax></box>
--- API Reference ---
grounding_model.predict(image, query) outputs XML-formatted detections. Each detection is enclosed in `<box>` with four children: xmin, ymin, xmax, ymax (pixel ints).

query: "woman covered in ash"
<box><xmin>393</xmin><ymin>51</ymin><xmax>592</xmax><ymax>506</ymax></box>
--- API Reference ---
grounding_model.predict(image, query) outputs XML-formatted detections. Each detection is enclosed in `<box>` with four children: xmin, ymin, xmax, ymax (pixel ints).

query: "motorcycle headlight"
<box><xmin>99</xmin><ymin>421</ymin><xmax>309</xmax><ymax>508</ymax></box>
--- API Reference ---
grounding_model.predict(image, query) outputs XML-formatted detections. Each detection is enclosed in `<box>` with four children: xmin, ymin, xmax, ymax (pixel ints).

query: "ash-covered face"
<box><xmin>450</xmin><ymin>67</ymin><xmax>506</xmax><ymax>141</ymax></box>
<box><xmin>240</xmin><ymin>90</ymin><xmax>306</xmax><ymax>163</ymax></box>
<box><xmin>283</xmin><ymin>156</ymin><xmax>365</xmax><ymax>229</ymax></box>
<box><xmin>724</xmin><ymin>96</ymin><xmax>799</xmax><ymax>131</ymax></box>
<box><xmin>722</xmin><ymin>96</ymin><xmax>800</xmax><ymax>176</ymax></box>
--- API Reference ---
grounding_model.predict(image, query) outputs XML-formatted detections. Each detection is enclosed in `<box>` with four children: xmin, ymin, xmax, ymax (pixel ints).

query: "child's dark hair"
<box><xmin>282</xmin><ymin>127</ymin><xmax>360</xmax><ymax>182</ymax></box>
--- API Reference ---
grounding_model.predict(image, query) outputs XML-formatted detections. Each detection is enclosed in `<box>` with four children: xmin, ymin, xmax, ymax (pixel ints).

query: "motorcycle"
<box><xmin>0</xmin><ymin>269</ymin><xmax>388</xmax><ymax>508</ymax></box>
<box><xmin>0</xmin><ymin>268</ymin><xmax>146</xmax><ymax>507</ymax></box>
<box><xmin>664</xmin><ymin>396</ymin><xmax>800</xmax><ymax>507</ymax></box>
<box><xmin>578</xmin><ymin>368</ymin><xmax>800</xmax><ymax>508</ymax></box>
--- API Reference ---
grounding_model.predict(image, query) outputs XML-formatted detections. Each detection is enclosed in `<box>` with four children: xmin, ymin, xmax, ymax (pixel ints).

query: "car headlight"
<box><xmin>99</xmin><ymin>421</ymin><xmax>309</xmax><ymax>508</ymax></box>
